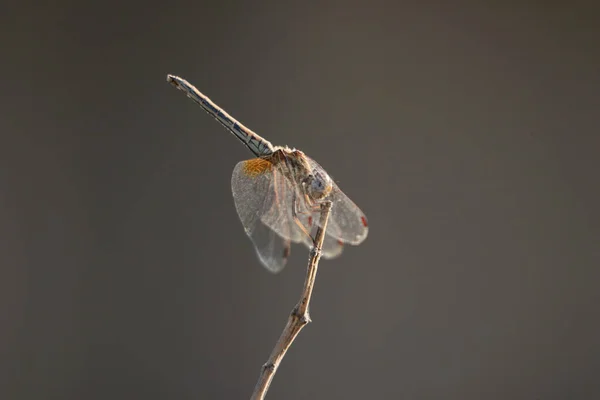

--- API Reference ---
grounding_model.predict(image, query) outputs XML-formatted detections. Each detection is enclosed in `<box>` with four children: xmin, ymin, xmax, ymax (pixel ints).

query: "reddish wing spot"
<box><xmin>282</xmin><ymin>245</ymin><xmax>291</xmax><ymax>259</ymax></box>
<box><xmin>361</xmin><ymin>216</ymin><xmax>368</xmax><ymax>227</ymax></box>
<box><xmin>307</xmin><ymin>216</ymin><xmax>313</xmax><ymax>227</ymax></box>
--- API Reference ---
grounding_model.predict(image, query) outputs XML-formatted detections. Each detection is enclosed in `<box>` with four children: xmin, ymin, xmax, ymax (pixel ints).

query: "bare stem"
<box><xmin>250</xmin><ymin>201</ymin><xmax>333</xmax><ymax>400</ymax></box>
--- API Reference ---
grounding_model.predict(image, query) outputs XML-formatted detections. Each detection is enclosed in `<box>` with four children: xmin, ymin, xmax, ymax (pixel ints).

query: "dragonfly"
<box><xmin>167</xmin><ymin>75</ymin><xmax>368</xmax><ymax>273</ymax></box>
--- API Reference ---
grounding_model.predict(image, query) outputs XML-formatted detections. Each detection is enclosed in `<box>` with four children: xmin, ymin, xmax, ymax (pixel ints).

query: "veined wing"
<box><xmin>231</xmin><ymin>158</ymin><xmax>305</xmax><ymax>273</ymax></box>
<box><xmin>296</xmin><ymin>209</ymin><xmax>345</xmax><ymax>259</ymax></box>
<box><xmin>241</xmin><ymin>219</ymin><xmax>292</xmax><ymax>274</ymax></box>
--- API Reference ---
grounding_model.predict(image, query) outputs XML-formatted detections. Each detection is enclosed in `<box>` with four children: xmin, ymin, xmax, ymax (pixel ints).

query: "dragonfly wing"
<box><xmin>231</xmin><ymin>158</ymin><xmax>301</xmax><ymax>272</ymax></box>
<box><xmin>246</xmin><ymin>220</ymin><xmax>292</xmax><ymax>273</ymax></box>
<box><xmin>325</xmin><ymin>183</ymin><xmax>369</xmax><ymax>245</ymax></box>
<box><xmin>258</xmin><ymin>163</ymin><xmax>307</xmax><ymax>244</ymax></box>
<box><xmin>321</xmin><ymin>234</ymin><xmax>345</xmax><ymax>259</ymax></box>
<box><xmin>297</xmin><ymin>210</ymin><xmax>345</xmax><ymax>259</ymax></box>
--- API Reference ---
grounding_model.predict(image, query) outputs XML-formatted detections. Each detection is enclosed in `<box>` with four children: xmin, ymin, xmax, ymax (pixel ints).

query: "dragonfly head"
<box><xmin>305</xmin><ymin>170</ymin><xmax>333</xmax><ymax>200</ymax></box>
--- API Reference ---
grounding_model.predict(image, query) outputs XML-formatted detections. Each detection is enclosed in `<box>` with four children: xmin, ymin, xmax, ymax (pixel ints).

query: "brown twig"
<box><xmin>250</xmin><ymin>201</ymin><xmax>333</xmax><ymax>400</ymax></box>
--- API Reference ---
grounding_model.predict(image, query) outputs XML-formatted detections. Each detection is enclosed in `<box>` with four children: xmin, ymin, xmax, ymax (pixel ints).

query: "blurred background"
<box><xmin>1</xmin><ymin>1</ymin><xmax>599</xmax><ymax>399</ymax></box>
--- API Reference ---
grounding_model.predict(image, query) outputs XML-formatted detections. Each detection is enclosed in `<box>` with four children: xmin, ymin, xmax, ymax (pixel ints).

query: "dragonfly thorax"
<box><xmin>272</xmin><ymin>147</ymin><xmax>333</xmax><ymax>201</ymax></box>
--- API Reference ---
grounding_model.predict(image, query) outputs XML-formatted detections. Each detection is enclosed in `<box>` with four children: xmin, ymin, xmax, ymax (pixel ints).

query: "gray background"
<box><xmin>1</xmin><ymin>1</ymin><xmax>599</xmax><ymax>399</ymax></box>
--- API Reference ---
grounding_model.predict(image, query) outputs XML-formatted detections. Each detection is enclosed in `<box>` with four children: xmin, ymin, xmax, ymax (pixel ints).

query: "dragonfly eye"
<box><xmin>306</xmin><ymin>171</ymin><xmax>332</xmax><ymax>200</ymax></box>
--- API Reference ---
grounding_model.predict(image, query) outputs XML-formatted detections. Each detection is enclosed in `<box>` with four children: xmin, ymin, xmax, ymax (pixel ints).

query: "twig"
<box><xmin>250</xmin><ymin>201</ymin><xmax>333</xmax><ymax>400</ymax></box>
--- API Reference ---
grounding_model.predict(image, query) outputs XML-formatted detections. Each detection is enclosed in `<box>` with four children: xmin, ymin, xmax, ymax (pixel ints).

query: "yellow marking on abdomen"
<box><xmin>242</xmin><ymin>158</ymin><xmax>273</xmax><ymax>177</ymax></box>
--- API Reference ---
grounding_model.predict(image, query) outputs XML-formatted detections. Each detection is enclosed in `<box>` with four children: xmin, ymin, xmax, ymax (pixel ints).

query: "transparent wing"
<box><xmin>307</xmin><ymin>157</ymin><xmax>369</xmax><ymax>245</ymax></box>
<box><xmin>324</xmin><ymin>183</ymin><xmax>369</xmax><ymax>245</ymax></box>
<box><xmin>258</xmin><ymin>163</ymin><xmax>306</xmax><ymax>244</ymax></box>
<box><xmin>296</xmin><ymin>210</ymin><xmax>345</xmax><ymax>259</ymax></box>
<box><xmin>231</xmin><ymin>158</ymin><xmax>304</xmax><ymax>273</ymax></box>
<box><xmin>321</xmin><ymin>234</ymin><xmax>345</xmax><ymax>259</ymax></box>
<box><xmin>244</xmin><ymin>220</ymin><xmax>292</xmax><ymax>274</ymax></box>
